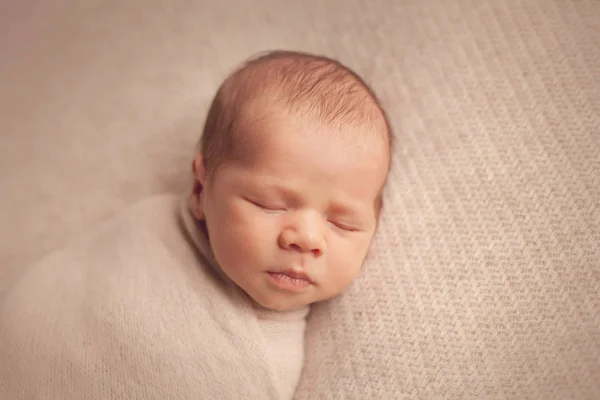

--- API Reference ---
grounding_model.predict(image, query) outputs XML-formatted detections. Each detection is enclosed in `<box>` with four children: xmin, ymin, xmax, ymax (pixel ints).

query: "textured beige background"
<box><xmin>1</xmin><ymin>0</ymin><xmax>599</xmax><ymax>399</ymax></box>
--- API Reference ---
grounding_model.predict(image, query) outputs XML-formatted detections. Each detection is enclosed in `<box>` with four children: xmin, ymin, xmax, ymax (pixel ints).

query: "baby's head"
<box><xmin>189</xmin><ymin>50</ymin><xmax>392</xmax><ymax>311</ymax></box>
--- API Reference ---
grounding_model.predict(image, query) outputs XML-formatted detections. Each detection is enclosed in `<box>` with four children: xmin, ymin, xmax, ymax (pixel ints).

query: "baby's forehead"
<box><xmin>236</xmin><ymin>102</ymin><xmax>389</xmax><ymax>167</ymax></box>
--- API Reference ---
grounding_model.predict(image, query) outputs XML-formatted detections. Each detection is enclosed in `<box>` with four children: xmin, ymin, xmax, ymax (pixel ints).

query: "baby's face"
<box><xmin>195</xmin><ymin>112</ymin><xmax>389</xmax><ymax>311</ymax></box>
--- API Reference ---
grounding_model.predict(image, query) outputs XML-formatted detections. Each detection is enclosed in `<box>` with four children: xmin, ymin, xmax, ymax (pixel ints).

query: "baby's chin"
<box><xmin>248</xmin><ymin>291</ymin><xmax>314</xmax><ymax>312</ymax></box>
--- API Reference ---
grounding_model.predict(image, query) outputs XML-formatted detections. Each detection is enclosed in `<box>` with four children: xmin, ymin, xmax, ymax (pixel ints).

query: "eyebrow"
<box><xmin>256</xmin><ymin>181</ymin><xmax>300</xmax><ymax>202</ymax></box>
<box><xmin>327</xmin><ymin>201</ymin><xmax>364</xmax><ymax>217</ymax></box>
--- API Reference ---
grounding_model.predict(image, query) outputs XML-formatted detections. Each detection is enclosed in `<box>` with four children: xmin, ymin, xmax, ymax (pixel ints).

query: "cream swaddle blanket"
<box><xmin>0</xmin><ymin>194</ymin><xmax>308</xmax><ymax>399</ymax></box>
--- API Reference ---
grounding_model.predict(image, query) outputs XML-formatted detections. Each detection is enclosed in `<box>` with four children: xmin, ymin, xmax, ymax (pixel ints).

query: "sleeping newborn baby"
<box><xmin>0</xmin><ymin>50</ymin><xmax>391</xmax><ymax>399</ymax></box>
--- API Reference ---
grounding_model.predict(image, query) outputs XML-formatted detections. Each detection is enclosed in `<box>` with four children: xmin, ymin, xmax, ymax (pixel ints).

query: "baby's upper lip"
<box><xmin>271</xmin><ymin>269</ymin><xmax>315</xmax><ymax>284</ymax></box>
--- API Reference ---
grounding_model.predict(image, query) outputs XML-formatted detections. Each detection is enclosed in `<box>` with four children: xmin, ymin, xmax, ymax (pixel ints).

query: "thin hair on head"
<box><xmin>198</xmin><ymin>50</ymin><xmax>393</xmax><ymax>175</ymax></box>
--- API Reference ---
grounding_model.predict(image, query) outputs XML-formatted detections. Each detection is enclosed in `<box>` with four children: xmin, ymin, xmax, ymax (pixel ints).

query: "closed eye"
<box><xmin>328</xmin><ymin>220</ymin><xmax>360</xmax><ymax>232</ymax></box>
<box><xmin>244</xmin><ymin>197</ymin><xmax>286</xmax><ymax>212</ymax></box>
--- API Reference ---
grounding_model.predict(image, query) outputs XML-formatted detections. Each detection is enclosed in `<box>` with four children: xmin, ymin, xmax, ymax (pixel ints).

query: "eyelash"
<box><xmin>246</xmin><ymin>198</ymin><xmax>286</xmax><ymax>212</ymax></box>
<box><xmin>328</xmin><ymin>220</ymin><xmax>359</xmax><ymax>232</ymax></box>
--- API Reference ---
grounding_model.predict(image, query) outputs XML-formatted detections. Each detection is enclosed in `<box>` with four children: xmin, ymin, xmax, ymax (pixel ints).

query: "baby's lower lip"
<box><xmin>267</xmin><ymin>272</ymin><xmax>312</xmax><ymax>292</ymax></box>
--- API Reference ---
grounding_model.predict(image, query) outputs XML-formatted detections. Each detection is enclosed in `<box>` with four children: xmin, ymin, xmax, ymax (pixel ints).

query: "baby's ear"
<box><xmin>192</xmin><ymin>153</ymin><xmax>206</xmax><ymax>185</ymax></box>
<box><xmin>189</xmin><ymin>153</ymin><xmax>206</xmax><ymax>220</ymax></box>
<box><xmin>189</xmin><ymin>192</ymin><xmax>205</xmax><ymax>220</ymax></box>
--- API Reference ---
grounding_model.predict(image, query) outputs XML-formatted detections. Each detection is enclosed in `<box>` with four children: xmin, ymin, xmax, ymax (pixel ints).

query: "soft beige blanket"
<box><xmin>0</xmin><ymin>194</ymin><xmax>308</xmax><ymax>399</ymax></box>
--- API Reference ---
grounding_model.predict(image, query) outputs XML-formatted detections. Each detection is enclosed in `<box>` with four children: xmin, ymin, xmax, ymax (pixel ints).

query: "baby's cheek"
<box><xmin>216</xmin><ymin>225</ymin><xmax>256</xmax><ymax>260</ymax></box>
<box><xmin>218</xmin><ymin>217</ymin><xmax>270</xmax><ymax>265</ymax></box>
<box><xmin>226</xmin><ymin>200</ymin><xmax>267</xmax><ymax>227</ymax></box>
<box><xmin>326</xmin><ymin>245</ymin><xmax>363</xmax><ymax>293</ymax></box>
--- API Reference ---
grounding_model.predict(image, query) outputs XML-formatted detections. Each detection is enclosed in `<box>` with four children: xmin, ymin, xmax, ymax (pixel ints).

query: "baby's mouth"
<box><xmin>266</xmin><ymin>271</ymin><xmax>314</xmax><ymax>292</ymax></box>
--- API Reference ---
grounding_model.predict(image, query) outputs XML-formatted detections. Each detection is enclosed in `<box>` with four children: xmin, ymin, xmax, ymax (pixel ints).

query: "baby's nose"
<box><xmin>278</xmin><ymin>215</ymin><xmax>326</xmax><ymax>256</ymax></box>
<box><xmin>287</xmin><ymin>242</ymin><xmax>323</xmax><ymax>257</ymax></box>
